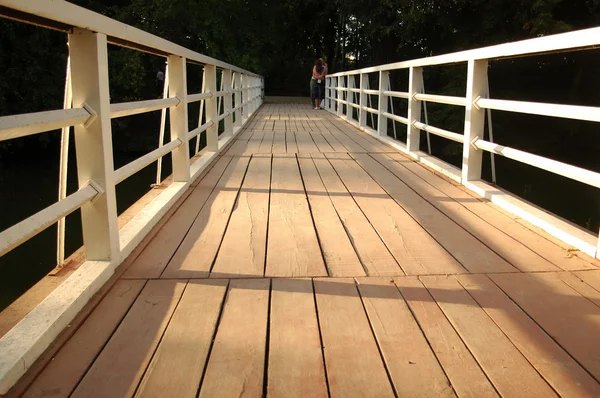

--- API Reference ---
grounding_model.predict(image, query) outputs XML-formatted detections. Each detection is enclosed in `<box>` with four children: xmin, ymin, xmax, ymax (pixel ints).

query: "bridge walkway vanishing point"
<box><xmin>6</xmin><ymin>103</ymin><xmax>600</xmax><ymax>397</ymax></box>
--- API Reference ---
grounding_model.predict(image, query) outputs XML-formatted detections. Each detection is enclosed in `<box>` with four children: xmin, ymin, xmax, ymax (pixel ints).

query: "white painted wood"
<box><xmin>0</xmin><ymin>108</ymin><xmax>91</xmax><ymax>142</ymax></box>
<box><xmin>475</xmin><ymin>97</ymin><xmax>600</xmax><ymax>123</ymax></box>
<box><xmin>474</xmin><ymin>139</ymin><xmax>600</xmax><ymax>188</ymax></box>
<box><xmin>0</xmin><ymin>185</ymin><xmax>98</xmax><ymax>257</ymax></box>
<box><xmin>233</xmin><ymin>72</ymin><xmax>242</xmax><ymax>128</ymax></box>
<box><xmin>69</xmin><ymin>28</ymin><xmax>119</xmax><ymax>262</ymax></box>
<box><xmin>381</xmin><ymin>111</ymin><xmax>408</xmax><ymax>125</ymax></box>
<box><xmin>204</xmin><ymin>64</ymin><xmax>218</xmax><ymax>151</ymax></box>
<box><xmin>241</xmin><ymin>74</ymin><xmax>248</xmax><ymax>122</ymax></box>
<box><xmin>2</xmin><ymin>0</ymin><xmax>261</xmax><ymax>78</ymax></box>
<box><xmin>223</xmin><ymin>69</ymin><xmax>233</xmax><ymax>137</ymax></box>
<box><xmin>462</xmin><ymin>59</ymin><xmax>487</xmax><ymax>182</ymax></box>
<box><xmin>114</xmin><ymin>138</ymin><xmax>183</xmax><ymax>184</ymax></box>
<box><xmin>359</xmin><ymin>74</ymin><xmax>368</xmax><ymax>128</ymax></box>
<box><xmin>337</xmin><ymin>76</ymin><xmax>345</xmax><ymax>117</ymax></box>
<box><xmin>346</xmin><ymin>75</ymin><xmax>355</xmax><ymax>121</ymax></box>
<box><xmin>167</xmin><ymin>55</ymin><xmax>190</xmax><ymax>182</ymax></box>
<box><xmin>362</xmin><ymin>89</ymin><xmax>379</xmax><ymax>95</ymax></box>
<box><xmin>361</xmin><ymin>106</ymin><xmax>379</xmax><ymax>115</ymax></box>
<box><xmin>378</xmin><ymin>70</ymin><xmax>389</xmax><ymax>136</ymax></box>
<box><xmin>0</xmin><ymin>259</ymin><xmax>114</xmax><ymax>395</ymax></box>
<box><xmin>407</xmin><ymin>66</ymin><xmax>423</xmax><ymax>151</ymax></box>
<box><xmin>187</xmin><ymin>121</ymin><xmax>214</xmax><ymax>141</ymax></box>
<box><xmin>110</xmin><ymin>97</ymin><xmax>179</xmax><ymax>119</ymax></box>
<box><xmin>155</xmin><ymin>62</ymin><xmax>169</xmax><ymax>185</ymax></box>
<box><xmin>382</xmin><ymin>90</ymin><xmax>409</xmax><ymax>99</ymax></box>
<box><xmin>187</xmin><ymin>92</ymin><xmax>212</xmax><ymax>103</ymax></box>
<box><xmin>57</xmin><ymin>56</ymin><xmax>72</xmax><ymax>267</ymax></box>
<box><xmin>415</xmin><ymin>93</ymin><xmax>467</xmax><ymax>107</ymax></box>
<box><xmin>414</xmin><ymin>121</ymin><xmax>464</xmax><ymax>143</ymax></box>
<box><xmin>194</xmin><ymin>67</ymin><xmax>206</xmax><ymax>155</ymax></box>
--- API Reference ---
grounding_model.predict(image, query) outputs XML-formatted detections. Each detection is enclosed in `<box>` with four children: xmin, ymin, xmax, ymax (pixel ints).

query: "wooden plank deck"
<box><xmin>9</xmin><ymin>103</ymin><xmax>600</xmax><ymax>397</ymax></box>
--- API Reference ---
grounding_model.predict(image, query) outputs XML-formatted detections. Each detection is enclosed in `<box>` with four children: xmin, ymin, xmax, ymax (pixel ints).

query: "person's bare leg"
<box><xmin>315</xmin><ymin>98</ymin><xmax>321</xmax><ymax>109</ymax></box>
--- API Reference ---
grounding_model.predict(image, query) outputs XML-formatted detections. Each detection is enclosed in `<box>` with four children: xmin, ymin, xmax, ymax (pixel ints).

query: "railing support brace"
<box><xmin>234</xmin><ymin>72</ymin><xmax>242</xmax><ymax>129</ymax></box>
<box><xmin>205</xmin><ymin>64</ymin><xmax>218</xmax><ymax>151</ymax></box>
<box><xmin>223</xmin><ymin>69</ymin><xmax>233</xmax><ymax>137</ymax></box>
<box><xmin>337</xmin><ymin>77</ymin><xmax>345</xmax><ymax>118</ymax></box>
<box><xmin>359</xmin><ymin>74</ymin><xmax>367</xmax><ymax>128</ymax></box>
<box><xmin>346</xmin><ymin>75</ymin><xmax>355</xmax><ymax>121</ymax></box>
<box><xmin>407</xmin><ymin>66</ymin><xmax>423</xmax><ymax>150</ymax></box>
<box><xmin>68</xmin><ymin>28</ymin><xmax>118</xmax><ymax>261</ymax></box>
<box><xmin>378</xmin><ymin>71</ymin><xmax>390</xmax><ymax>136</ymax></box>
<box><xmin>462</xmin><ymin>59</ymin><xmax>488</xmax><ymax>182</ymax></box>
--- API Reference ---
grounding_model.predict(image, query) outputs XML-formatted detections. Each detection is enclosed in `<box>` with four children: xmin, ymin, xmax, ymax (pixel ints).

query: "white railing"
<box><xmin>325</xmin><ymin>27</ymin><xmax>600</xmax><ymax>260</ymax></box>
<box><xmin>0</xmin><ymin>0</ymin><xmax>263</xmax><ymax>392</ymax></box>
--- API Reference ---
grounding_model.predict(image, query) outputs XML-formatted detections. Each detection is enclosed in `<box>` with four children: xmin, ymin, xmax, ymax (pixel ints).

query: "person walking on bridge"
<box><xmin>312</xmin><ymin>59</ymin><xmax>326</xmax><ymax>110</ymax></box>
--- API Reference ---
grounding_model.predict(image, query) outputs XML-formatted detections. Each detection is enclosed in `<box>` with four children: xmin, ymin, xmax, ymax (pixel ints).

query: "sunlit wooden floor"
<box><xmin>11</xmin><ymin>103</ymin><xmax>600</xmax><ymax>397</ymax></box>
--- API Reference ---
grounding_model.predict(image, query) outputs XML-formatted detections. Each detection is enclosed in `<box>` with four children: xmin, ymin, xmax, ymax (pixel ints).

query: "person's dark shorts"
<box><xmin>311</xmin><ymin>80</ymin><xmax>325</xmax><ymax>100</ymax></box>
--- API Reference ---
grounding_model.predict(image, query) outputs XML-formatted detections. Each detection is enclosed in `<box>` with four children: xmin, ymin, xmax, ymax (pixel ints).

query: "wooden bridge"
<box><xmin>1</xmin><ymin>1</ymin><xmax>600</xmax><ymax>397</ymax></box>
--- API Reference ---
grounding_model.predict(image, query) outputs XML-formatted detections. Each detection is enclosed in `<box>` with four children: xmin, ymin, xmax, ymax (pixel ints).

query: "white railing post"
<box><xmin>205</xmin><ymin>64</ymin><xmax>218</xmax><ymax>151</ymax></box>
<box><xmin>378</xmin><ymin>71</ymin><xmax>390</xmax><ymax>136</ymax></box>
<box><xmin>325</xmin><ymin>77</ymin><xmax>329</xmax><ymax>110</ymax></box>
<box><xmin>241</xmin><ymin>74</ymin><xmax>248</xmax><ymax>122</ymax></box>
<box><xmin>359</xmin><ymin>73</ymin><xmax>367</xmax><ymax>128</ymax></box>
<box><xmin>337</xmin><ymin>76</ymin><xmax>345</xmax><ymax>117</ymax></box>
<box><xmin>234</xmin><ymin>72</ymin><xmax>242</xmax><ymax>129</ymax></box>
<box><xmin>346</xmin><ymin>75</ymin><xmax>355</xmax><ymax>121</ymax></box>
<box><xmin>462</xmin><ymin>59</ymin><xmax>488</xmax><ymax>182</ymax></box>
<box><xmin>68</xmin><ymin>28</ymin><xmax>119</xmax><ymax>261</ymax></box>
<box><xmin>167</xmin><ymin>55</ymin><xmax>190</xmax><ymax>181</ymax></box>
<box><xmin>332</xmin><ymin>78</ymin><xmax>338</xmax><ymax>112</ymax></box>
<box><xmin>223</xmin><ymin>69</ymin><xmax>233</xmax><ymax>137</ymax></box>
<box><xmin>407</xmin><ymin>66</ymin><xmax>423</xmax><ymax>151</ymax></box>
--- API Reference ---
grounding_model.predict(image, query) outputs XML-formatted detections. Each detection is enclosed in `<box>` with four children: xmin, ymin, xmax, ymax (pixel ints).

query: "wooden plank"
<box><xmin>123</xmin><ymin>156</ymin><xmax>232</xmax><ymax>278</ymax></box>
<box><xmin>198</xmin><ymin>279</ymin><xmax>270</xmax><ymax>397</ymax></box>
<box><xmin>243</xmin><ymin>130</ymin><xmax>266</xmax><ymax>154</ymax></box>
<box><xmin>297</xmin><ymin>155</ymin><xmax>365</xmax><ymax>276</ymax></box>
<box><xmin>574</xmin><ymin>270</ymin><xmax>600</xmax><ymax>293</ymax></box>
<box><xmin>285</xmin><ymin>131</ymin><xmax>298</xmax><ymax>153</ymax></box>
<box><xmin>375</xmin><ymin>153</ymin><xmax>559</xmax><ymax>272</ymax></box>
<box><xmin>314</xmin><ymin>278</ymin><xmax>395</xmax><ymax>397</ymax></box>
<box><xmin>338</xmin><ymin>129</ymin><xmax>388</xmax><ymax>152</ymax></box>
<box><xmin>71</xmin><ymin>280</ymin><xmax>186</xmax><ymax>398</ymax></box>
<box><xmin>420</xmin><ymin>275</ymin><xmax>557</xmax><ymax>397</ymax></box>
<box><xmin>162</xmin><ymin>156</ymin><xmax>250</xmax><ymax>278</ymax></box>
<box><xmin>23</xmin><ymin>280</ymin><xmax>145</xmax><ymax>398</ymax></box>
<box><xmin>320</xmin><ymin>130</ymin><xmax>349</xmax><ymax>152</ymax></box>
<box><xmin>394</xmin><ymin>276</ymin><xmax>498</xmax><ymax>397</ymax></box>
<box><xmin>458</xmin><ymin>274</ymin><xmax>600</xmax><ymax>397</ymax></box>
<box><xmin>328</xmin><ymin>129</ymin><xmax>366</xmax><ymax>152</ymax></box>
<box><xmin>490</xmin><ymin>272</ymin><xmax>600</xmax><ymax>380</ymax></box>
<box><xmin>354</xmin><ymin>153</ymin><xmax>518</xmax><ymax>274</ymax></box>
<box><xmin>212</xmin><ymin>155</ymin><xmax>271</xmax><ymax>278</ymax></box>
<box><xmin>258</xmin><ymin>131</ymin><xmax>274</xmax><ymax>153</ymax></box>
<box><xmin>135</xmin><ymin>280</ymin><xmax>228</xmax><ymax>398</ymax></box>
<box><xmin>388</xmin><ymin>153</ymin><xmax>595</xmax><ymax>271</ymax></box>
<box><xmin>309</xmin><ymin>131</ymin><xmax>334</xmax><ymax>152</ymax></box>
<box><xmin>272</xmin><ymin>131</ymin><xmax>286</xmax><ymax>153</ymax></box>
<box><xmin>355</xmin><ymin>277</ymin><xmax>453</xmax><ymax>397</ymax></box>
<box><xmin>265</xmin><ymin>155</ymin><xmax>327</xmax><ymax>277</ymax></box>
<box><xmin>267</xmin><ymin>279</ymin><xmax>327</xmax><ymax>398</ymax></box>
<box><xmin>555</xmin><ymin>271</ymin><xmax>600</xmax><ymax>307</ymax></box>
<box><xmin>326</xmin><ymin>153</ymin><xmax>466</xmax><ymax>275</ymax></box>
<box><xmin>295</xmin><ymin>131</ymin><xmax>320</xmax><ymax>153</ymax></box>
<box><xmin>311</xmin><ymin>154</ymin><xmax>403</xmax><ymax>276</ymax></box>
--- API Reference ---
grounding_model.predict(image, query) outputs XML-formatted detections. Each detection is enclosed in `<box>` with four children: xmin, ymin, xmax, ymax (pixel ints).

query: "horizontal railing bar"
<box><xmin>2</xmin><ymin>0</ymin><xmax>262</xmax><ymax>77</ymax></box>
<box><xmin>363</xmin><ymin>89</ymin><xmax>379</xmax><ymax>95</ymax></box>
<box><xmin>114</xmin><ymin>138</ymin><xmax>182</xmax><ymax>184</ymax></box>
<box><xmin>110</xmin><ymin>97</ymin><xmax>180</xmax><ymax>119</ymax></box>
<box><xmin>381</xmin><ymin>111</ymin><xmax>409</xmax><ymax>125</ymax></box>
<box><xmin>474</xmin><ymin>139</ymin><xmax>600</xmax><ymax>188</ymax></box>
<box><xmin>361</xmin><ymin>106</ymin><xmax>379</xmax><ymax>114</ymax></box>
<box><xmin>382</xmin><ymin>90</ymin><xmax>409</xmax><ymax>99</ymax></box>
<box><xmin>327</xmin><ymin>27</ymin><xmax>600</xmax><ymax>76</ymax></box>
<box><xmin>348</xmin><ymin>88</ymin><xmax>360</xmax><ymax>93</ymax></box>
<box><xmin>188</xmin><ymin>92</ymin><xmax>213</xmax><ymax>103</ymax></box>
<box><xmin>337</xmin><ymin>87</ymin><xmax>348</xmax><ymax>91</ymax></box>
<box><xmin>213</xmin><ymin>90</ymin><xmax>231</xmax><ymax>97</ymax></box>
<box><xmin>349</xmin><ymin>102</ymin><xmax>360</xmax><ymax>109</ymax></box>
<box><xmin>413</xmin><ymin>121</ymin><xmax>464</xmax><ymax>143</ymax></box>
<box><xmin>475</xmin><ymin>98</ymin><xmax>600</xmax><ymax>123</ymax></box>
<box><xmin>338</xmin><ymin>99</ymin><xmax>349</xmax><ymax>105</ymax></box>
<box><xmin>0</xmin><ymin>108</ymin><xmax>91</xmax><ymax>142</ymax></box>
<box><xmin>187</xmin><ymin>120</ymin><xmax>214</xmax><ymax>140</ymax></box>
<box><xmin>217</xmin><ymin>110</ymin><xmax>231</xmax><ymax>122</ymax></box>
<box><xmin>415</xmin><ymin>93</ymin><xmax>467</xmax><ymax>107</ymax></box>
<box><xmin>0</xmin><ymin>184</ymin><xmax>98</xmax><ymax>257</ymax></box>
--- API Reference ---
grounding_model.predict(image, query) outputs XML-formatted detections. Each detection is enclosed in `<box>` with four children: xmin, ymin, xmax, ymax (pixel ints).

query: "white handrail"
<box><xmin>111</xmin><ymin>97</ymin><xmax>179</xmax><ymax>119</ymax></box>
<box><xmin>474</xmin><ymin>97</ymin><xmax>600</xmax><ymax>123</ymax></box>
<box><xmin>0</xmin><ymin>108</ymin><xmax>92</xmax><ymax>141</ymax></box>
<box><xmin>115</xmin><ymin>138</ymin><xmax>183</xmax><ymax>184</ymax></box>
